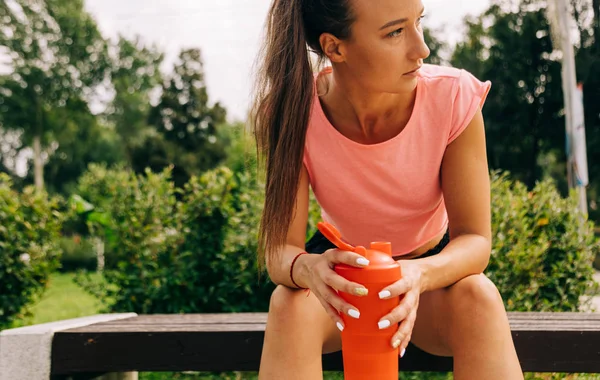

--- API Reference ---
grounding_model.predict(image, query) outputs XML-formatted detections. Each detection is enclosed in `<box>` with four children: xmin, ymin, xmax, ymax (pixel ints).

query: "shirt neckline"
<box><xmin>313</xmin><ymin>67</ymin><xmax>422</xmax><ymax>149</ymax></box>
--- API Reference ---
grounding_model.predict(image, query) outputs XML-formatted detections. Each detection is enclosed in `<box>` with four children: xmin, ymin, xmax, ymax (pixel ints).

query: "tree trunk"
<box><xmin>594</xmin><ymin>0</ymin><xmax>600</xmax><ymax>52</ymax></box>
<box><xmin>33</xmin><ymin>134</ymin><xmax>44</xmax><ymax>192</ymax></box>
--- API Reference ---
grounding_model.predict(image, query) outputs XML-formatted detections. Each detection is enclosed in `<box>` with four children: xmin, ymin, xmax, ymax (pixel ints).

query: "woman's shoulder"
<box><xmin>418</xmin><ymin>64</ymin><xmax>490</xmax><ymax>103</ymax></box>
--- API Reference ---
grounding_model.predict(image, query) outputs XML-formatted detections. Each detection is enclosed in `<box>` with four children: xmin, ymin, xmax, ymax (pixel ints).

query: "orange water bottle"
<box><xmin>318</xmin><ymin>222</ymin><xmax>402</xmax><ymax>380</ymax></box>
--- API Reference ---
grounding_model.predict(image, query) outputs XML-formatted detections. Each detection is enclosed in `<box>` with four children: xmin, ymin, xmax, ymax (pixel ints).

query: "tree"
<box><xmin>41</xmin><ymin>98</ymin><xmax>125</xmax><ymax>194</ymax></box>
<box><xmin>135</xmin><ymin>48</ymin><xmax>228</xmax><ymax>188</ymax></box>
<box><xmin>104</xmin><ymin>35</ymin><xmax>164</xmax><ymax>162</ymax></box>
<box><xmin>452</xmin><ymin>1</ymin><xmax>565</xmax><ymax>188</ymax></box>
<box><xmin>0</xmin><ymin>0</ymin><xmax>109</xmax><ymax>191</ymax></box>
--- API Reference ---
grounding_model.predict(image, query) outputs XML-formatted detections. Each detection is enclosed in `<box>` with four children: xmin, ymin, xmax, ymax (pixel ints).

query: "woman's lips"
<box><xmin>403</xmin><ymin>67</ymin><xmax>421</xmax><ymax>76</ymax></box>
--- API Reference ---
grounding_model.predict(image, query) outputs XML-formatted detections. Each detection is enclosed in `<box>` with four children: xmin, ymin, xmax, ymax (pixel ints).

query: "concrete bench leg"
<box><xmin>0</xmin><ymin>313</ymin><xmax>137</xmax><ymax>380</ymax></box>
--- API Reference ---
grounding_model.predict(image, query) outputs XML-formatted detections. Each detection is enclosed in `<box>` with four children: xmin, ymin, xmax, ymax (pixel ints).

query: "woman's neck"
<box><xmin>317</xmin><ymin>68</ymin><xmax>417</xmax><ymax>144</ymax></box>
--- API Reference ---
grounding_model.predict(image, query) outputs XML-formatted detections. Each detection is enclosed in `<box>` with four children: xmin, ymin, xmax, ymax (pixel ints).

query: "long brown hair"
<box><xmin>250</xmin><ymin>0</ymin><xmax>355</xmax><ymax>272</ymax></box>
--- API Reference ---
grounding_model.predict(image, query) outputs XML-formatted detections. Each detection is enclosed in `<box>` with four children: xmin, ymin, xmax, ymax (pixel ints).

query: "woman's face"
<box><xmin>338</xmin><ymin>0</ymin><xmax>431</xmax><ymax>93</ymax></box>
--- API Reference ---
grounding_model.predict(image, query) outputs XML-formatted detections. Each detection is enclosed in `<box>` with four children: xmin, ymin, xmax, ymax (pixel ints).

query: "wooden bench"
<box><xmin>42</xmin><ymin>312</ymin><xmax>600</xmax><ymax>378</ymax></box>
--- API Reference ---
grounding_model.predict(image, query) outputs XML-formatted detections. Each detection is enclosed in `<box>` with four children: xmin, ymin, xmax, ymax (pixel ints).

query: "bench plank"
<box><xmin>51</xmin><ymin>312</ymin><xmax>600</xmax><ymax>375</ymax></box>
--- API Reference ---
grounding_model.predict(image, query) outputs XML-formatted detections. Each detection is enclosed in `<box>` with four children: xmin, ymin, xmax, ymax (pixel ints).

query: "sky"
<box><xmin>83</xmin><ymin>0</ymin><xmax>492</xmax><ymax>122</ymax></box>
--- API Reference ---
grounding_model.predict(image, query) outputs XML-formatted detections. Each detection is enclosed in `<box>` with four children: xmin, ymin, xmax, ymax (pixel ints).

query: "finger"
<box><xmin>324</xmin><ymin>248</ymin><xmax>370</xmax><ymax>268</ymax></box>
<box><xmin>313</xmin><ymin>292</ymin><xmax>346</xmax><ymax>331</ymax></box>
<box><xmin>378</xmin><ymin>292</ymin><xmax>416</xmax><ymax>328</ymax></box>
<box><xmin>391</xmin><ymin>312</ymin><xmax>416</xmax><ymax>354</ymax></box>
<box><xmin>320</xmin><ymin>267</ymin><xmax>369</xmax><ymax>297</ymax></box>
<box><xmin>378</xmin><ymin>278</ymin><xmax>411</xmax><ymax>299</ymax></box>
<box><xmin>318</xmin><ymin>285</ymin><xmax>361</xmax><ymax>320</ymax></box>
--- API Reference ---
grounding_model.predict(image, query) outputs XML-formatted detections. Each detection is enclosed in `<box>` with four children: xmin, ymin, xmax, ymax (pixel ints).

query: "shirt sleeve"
<box><xmin>448</xmin><ymin>69</ymin><xmax>492</xmax><ymax>145</ymax></box>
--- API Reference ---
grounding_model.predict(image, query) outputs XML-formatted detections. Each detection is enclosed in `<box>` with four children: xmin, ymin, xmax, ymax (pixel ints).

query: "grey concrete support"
<box><xmin>0</xmin><ymin>313</ymin><xmax>137</xmax><ymax>380</ymax></box>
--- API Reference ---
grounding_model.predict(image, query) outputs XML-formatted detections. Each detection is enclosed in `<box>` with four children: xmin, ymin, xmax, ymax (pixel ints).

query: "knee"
<box><xmin>448</xmin><ymin>274</ymin><xmax>505</xmax><ymax>315</ymax></box>
<box><xmin>268</xmin><ymin>285</ymin><xmax>312</xmax><ymax>324</ymax></box>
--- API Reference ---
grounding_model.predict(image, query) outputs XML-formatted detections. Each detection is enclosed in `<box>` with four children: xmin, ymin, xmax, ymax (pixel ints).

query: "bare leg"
<box><xmin>258</xmin><ymin>285</ymin><xmax>342</xmax><ymax>380</ymax></box>
<box><xmin>410</xmin><ymin>274</ymin><xmax>523</xmax><ymax>380</ymax></box>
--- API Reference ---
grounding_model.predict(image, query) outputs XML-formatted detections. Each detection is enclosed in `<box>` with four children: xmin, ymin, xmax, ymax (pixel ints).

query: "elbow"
<box><xmin>478</xmin><ymin>235</ymin><xmax>492</xmax><ymax>273</ymax></box>
<box><xmin>264</xmin><ymin>252</ymin><xmax>285</xmax><ymax>286</ymax></box>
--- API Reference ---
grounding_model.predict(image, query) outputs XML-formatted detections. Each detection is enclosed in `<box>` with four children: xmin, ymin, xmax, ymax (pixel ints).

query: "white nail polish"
<box><xmin>336</xmin><ymin>322</ymin><xmax>344</xmax><ymax>332</ymax></box>
<box><xmin>401</xmin><ymin>348</ymin><xmax>406</xmax><ymax>357</ymax></box>
<box><xmin>378</xmin><ymin>319</ymin><xmax>391</xmax><ymax>329</ymax></box>
<box><xmin>348</xmin><ymin>309</ymin><xmax>360</xmax><ymax>319</ymax></box>
<box><xmin>379</xmin><ymin>290</ymin><xmax>391</xmax><ymax>299</ymax></box>
<box><xmin>356</xmin><ymin>257</ymin><xmax>370</xmax><ymax>266</ymax></box>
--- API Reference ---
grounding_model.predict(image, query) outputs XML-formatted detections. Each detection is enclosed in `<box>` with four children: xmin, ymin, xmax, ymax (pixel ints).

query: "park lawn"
<box><xmin>9</xmin><ymin>272</ymin><xmax>600</xmax><ymax>380</ymax></box>
<box><xmin>10</xmin><ymin>271</ymin><xmax>105</xmax><ymax>328</ymax></box>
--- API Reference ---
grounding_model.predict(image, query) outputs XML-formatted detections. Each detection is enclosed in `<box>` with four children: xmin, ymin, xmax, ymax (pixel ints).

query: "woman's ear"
<box><xmin>319</xmin><ymin>33</ymin><xmax>346</xmax><ymax>63</ymax></box>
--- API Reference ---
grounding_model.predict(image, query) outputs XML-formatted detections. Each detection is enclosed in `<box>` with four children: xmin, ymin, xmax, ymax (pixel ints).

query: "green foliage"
<box><xmin>134</xmin><ymin>48</ymin><xmax>228</xmax><ymax>188</ymax></box>
<box><xmin>57</xmin><ymin>235</ymin><xmax>96</xmax><ymax>272</ymax></box>
<box><xmin>221</xmin><ymin>123</ymin><xmax>257</xmax><ymax>176</ymax></box>
<box><xmin>0</xmin><ymin>174</ymin><xmax>64</xmax><ymax>329</ymax></box>
<box><xmin>74</xmin><ymin>165</ymin><xmax>274</xmax><ymax>313</ymax></box>
<box><xmin>451</xmin><ymin>2</ymin><xmax>564</xmax><ymax>188</ymax></box>
<box><xmin>8</xmin><ymin>272</ymin><xmax>104</xmax><ymax>329</ymax></box>
<box><xmin>0</xmin><ymin>0</ymin><xmax>110</xmax><ymax>190</ymax></box>
<box><xmin>487</xmin><ymin>171</ymin><xmax>599</xmax><ymax>311</ymax></box>
<box><xmin>43</xmin><ymin>98</ymin><xmax>126</xmax><ymax>195</ymax></box>
<box><xmin>71</xmin><ymin>164</ymin><xmax>598</xmax><ymax>317</ymax></box>
<box><xmin>105</xmin><ymin>35</ymin><xmax>164</xmax><ymax>162</ymax></box>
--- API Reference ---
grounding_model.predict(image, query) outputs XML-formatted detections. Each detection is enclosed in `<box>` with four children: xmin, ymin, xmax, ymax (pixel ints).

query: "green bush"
<box><xmin>73</xmin><ymin>166</ymin><xmax>598</xmax><ymax>316</ymax></box>
<box><xmin>57</xmin><ymin>235</ymin><xmax>97</xmax><ymax>272</ymax></box>
<box><xmin>488</xmin><ymin>171</ymin><xmax>599</xmax><ymax>312</ymax></box>
<box><xmin>72</xmin><ymin>163</ymin><xmax>147</xmax><ymax>270</ymax></box>
<box><xmin>75</xmin><ymin>165</ymin><xmax>274</xmax><ymax>313</ymax></box>
<box><xmin>0</xmin><ymin>174</ymin><xmax>64</xmax><ymax>329</ymax></box>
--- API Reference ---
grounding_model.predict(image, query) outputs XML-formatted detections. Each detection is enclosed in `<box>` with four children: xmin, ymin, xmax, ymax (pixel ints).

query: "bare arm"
<box><xmin>265</xmin><ymin>164</ymin><xmax>314</xmax><ymax>289</ymax></box>
<box><xmin>265</xmin><ymin>164</ymin><xmax>370</xmax><ymax>331</ymax></box>
<box><xmin>417</xmin><ymin>107</ymin><xmax>492</xmax><ymax>293</ymax></box>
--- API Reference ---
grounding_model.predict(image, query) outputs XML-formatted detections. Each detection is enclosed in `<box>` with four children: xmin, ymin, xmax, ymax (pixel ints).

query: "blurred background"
<box><xmin>1</xmin><ymin>0</ymin><xmax>600</xmax><ymax>379</ymax></box>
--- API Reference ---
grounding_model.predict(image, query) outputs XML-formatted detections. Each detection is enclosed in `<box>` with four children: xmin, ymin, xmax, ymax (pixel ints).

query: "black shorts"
<box><xmin>305</xmin><ymin>228</ymin><xmax>450</xmax><ymax>259</ymax></box>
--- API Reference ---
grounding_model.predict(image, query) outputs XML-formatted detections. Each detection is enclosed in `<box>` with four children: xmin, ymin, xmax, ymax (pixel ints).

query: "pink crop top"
<box><xmin>302</xmin><ymin>64</ymin><xmax>492</xmax><ymax>256</ymax></box>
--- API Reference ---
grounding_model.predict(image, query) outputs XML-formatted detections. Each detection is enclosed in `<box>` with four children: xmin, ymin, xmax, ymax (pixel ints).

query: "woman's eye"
<box><xmin>388</xmin><ymin>28</ymin><xmax>403</xmax><ymax>38</ymax></box>
<box><xmin>387</xmin><ymin>15</ymin><xmax>426</xmax><ymax>38</ymax></box>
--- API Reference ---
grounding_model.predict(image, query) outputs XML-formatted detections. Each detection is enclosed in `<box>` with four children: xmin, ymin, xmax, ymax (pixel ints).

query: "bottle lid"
<box><xmin>370</xmin><ymin>242</ymin><xmax>392</xmax><ymax>256</ymax></box>
<box><xmin>317</xmin><ymin>222</ymin><xmax>357</xmax><ymax>253</ymax></box>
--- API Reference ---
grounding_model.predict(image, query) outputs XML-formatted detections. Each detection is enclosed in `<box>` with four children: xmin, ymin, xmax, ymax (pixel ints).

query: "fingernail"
<box><xmin>353</xmin><ymin>287</ymin><xmax>368</xmax><ymax>296</ymax></box>
<box><xmin>392</xmin><ymin>339</ymin><xmax>401</xmax><ymax>349</ymax></box>
<box><xmin>356</xmin><ymin>257</ymin><xmax>370</xmax><ymax>266</ymax></box>
<box><xmin>336</xmin><ymin>322</ymin><xmax>344</xmax><ymax>332</ymax></box>
<box><xmin>348</xmin><ymin>309</ymin><xmax>360</xmax><ymax>319</ymax></box>
<box><xmin>379</xmin><ymin>290</ymin><xmax>391</xmax><ymax>299</ymax></box>
<box><xmin>401</xmin><ymin>347</ymin><xmax>406</xmax><ymax>357</ymax></box>
<box><xmin>378</xmin><ymin>319</ymin><xmax>391</xmax><ymax>329</ymax></box>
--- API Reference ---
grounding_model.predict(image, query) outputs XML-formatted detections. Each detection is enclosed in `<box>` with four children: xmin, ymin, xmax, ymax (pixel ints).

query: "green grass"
<box><xmin>8</xmin><ymin>272</ymin><xmax>600</xmax><ymax>380</ymax></box>
<box><xmin>9</xmin><ymin>271</ymin><xmax>104</xmax><ymax>329</ymax></box>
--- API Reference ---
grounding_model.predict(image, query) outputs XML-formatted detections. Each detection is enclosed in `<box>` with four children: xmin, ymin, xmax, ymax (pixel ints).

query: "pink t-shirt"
<box><xmin>302</xmin><ymin>64</ymin><xmax>492</xmax><ymax>256</ymax></box>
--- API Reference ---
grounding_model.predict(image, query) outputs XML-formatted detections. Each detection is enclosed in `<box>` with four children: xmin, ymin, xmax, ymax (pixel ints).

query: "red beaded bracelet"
<box><xmin>290</xmin><ymin>251</ymin><xmax>308</xmax><ymax>289</ymax></box>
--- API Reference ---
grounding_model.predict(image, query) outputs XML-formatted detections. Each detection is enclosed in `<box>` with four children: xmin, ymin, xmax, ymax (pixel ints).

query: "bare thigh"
<box><xmin>269</xmin><ymin>285</ymin><xmax>343</xmax><ymax>354</ymax></box>
<box><xmin>410</xmin><ymin>286</ymin><xmax>453</xmax><ymax>356</ymax></box>
<box><xmin>310</xmin><ymin>291</ymin><xmax>343</xmax><ymax>354</ymax></box>
<box><xmin>410</xmin><ymin>273</ymin><xmax>508</xmax><ymax>357</ymax></box>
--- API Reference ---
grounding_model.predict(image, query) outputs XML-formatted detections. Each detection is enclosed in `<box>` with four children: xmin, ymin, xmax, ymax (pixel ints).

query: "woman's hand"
<box><xmin>300</xmin><ymin>249</ymin><xmax>370</xmax><ymax>331</ymax></box>
<box><xmin>376</xmin><ymin>260</ymin><xmax>424</xmax><ymax>357</ymax></box>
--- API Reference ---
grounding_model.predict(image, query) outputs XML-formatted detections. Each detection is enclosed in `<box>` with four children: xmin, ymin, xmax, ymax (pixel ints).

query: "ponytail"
<box><xmin>250</xmin><ymin>0</ymin><xmax>355</xmax><ymax>272</ymax></box>
<box><xmin>251</xmin><ymin>0</ymin><xmax>314</xmax><ymax>272</ymax></box>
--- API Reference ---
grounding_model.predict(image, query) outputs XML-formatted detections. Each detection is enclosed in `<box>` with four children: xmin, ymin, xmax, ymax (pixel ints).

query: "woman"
<box><xmin>250</xmin><ymin>0</ymin><xmax>524</xmax><ymax>379</ymax></box>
